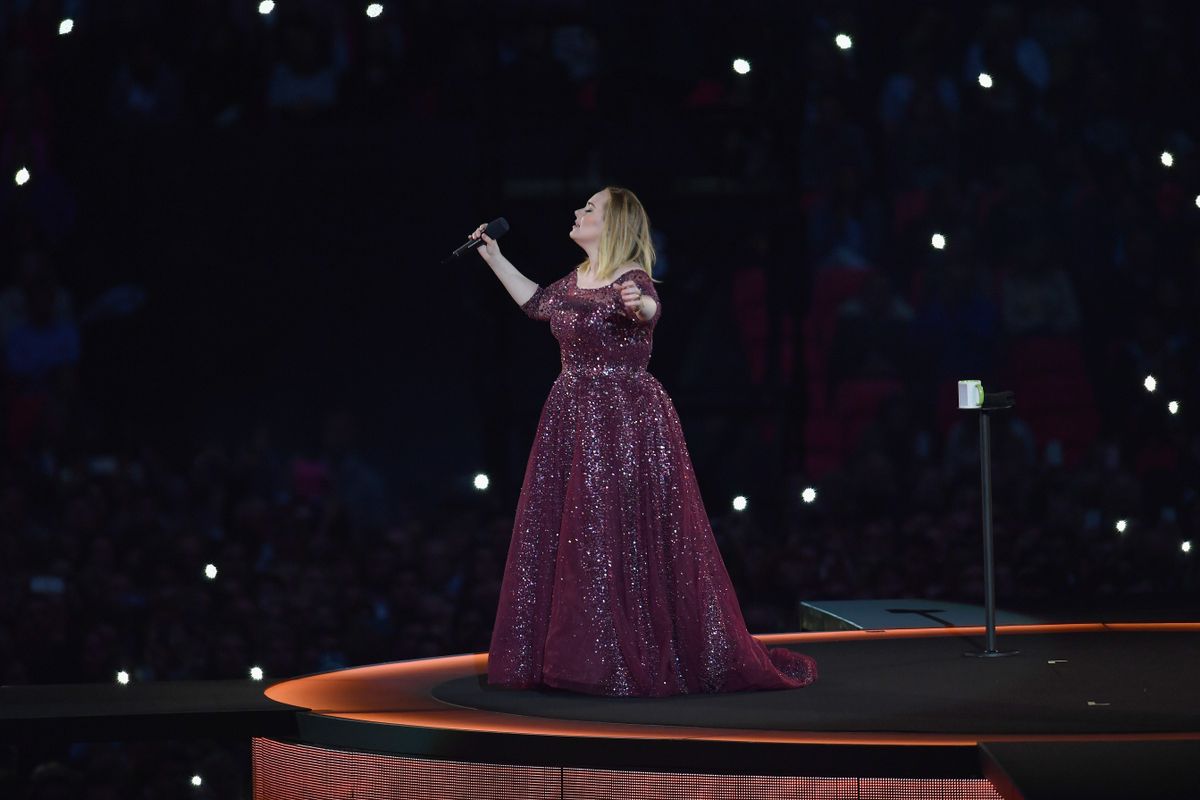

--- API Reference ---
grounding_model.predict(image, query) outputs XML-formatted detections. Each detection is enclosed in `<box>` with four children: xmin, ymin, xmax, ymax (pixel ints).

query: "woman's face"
<box><xmin>569</xmin><ymin>190</ymin><xmax>608</xmax><ymax>246</ymax></box>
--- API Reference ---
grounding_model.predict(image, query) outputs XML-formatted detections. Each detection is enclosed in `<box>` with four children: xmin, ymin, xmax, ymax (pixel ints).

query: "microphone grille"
<box><xmin>486</xmin><ymin>217</ymin><xmax>510</xmax><ymax>238</ymax></box>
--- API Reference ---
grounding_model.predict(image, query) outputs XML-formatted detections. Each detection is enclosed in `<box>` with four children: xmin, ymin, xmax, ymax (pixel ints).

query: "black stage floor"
<box><xmin>0</xmin><ymin>679</ymin><xmax>298</xmax><ymax>742</ymax></box>
<box><xmin>435</xmin><ymin>631</ymin><xmax>1200</xmax><ymax>735</ymax></box>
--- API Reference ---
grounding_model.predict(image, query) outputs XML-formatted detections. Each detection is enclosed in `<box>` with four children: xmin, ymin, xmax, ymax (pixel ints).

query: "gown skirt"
<box><xmin>487</xmin><ymin>267</ymin><xmax>817</xmax><ymax>697</ymax></box>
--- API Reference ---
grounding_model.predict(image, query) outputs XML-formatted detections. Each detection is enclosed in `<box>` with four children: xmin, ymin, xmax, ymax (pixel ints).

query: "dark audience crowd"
<box><xmin>3</xmin><ymin>0</ymin><xmax>1200</xmax><ymax>796</ymax></box>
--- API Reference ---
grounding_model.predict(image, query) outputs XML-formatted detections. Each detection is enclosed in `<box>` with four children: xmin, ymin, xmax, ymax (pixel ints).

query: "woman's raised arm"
<box><xmin>470</xmin><ymin>222</ymin><xmax>539</xmax><ymax>308</ymax></box>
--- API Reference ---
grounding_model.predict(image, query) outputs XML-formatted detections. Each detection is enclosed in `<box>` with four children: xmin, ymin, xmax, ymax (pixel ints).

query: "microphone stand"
<box><xmin>964</xmin><ymin>390</ymin><xmax>1019</xmax><ymax>659</ymax></box>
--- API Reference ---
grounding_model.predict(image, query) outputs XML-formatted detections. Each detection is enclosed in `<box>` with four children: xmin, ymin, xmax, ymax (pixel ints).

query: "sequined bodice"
<box><xmin>548</xmin><ymin>268</ymin><xmax>656</xmax><ymax>376</ymax></box>
<box><xmin>516</xmin><ymin>267</ymin><xmax>661</xmax><ymax>377</ymax></box>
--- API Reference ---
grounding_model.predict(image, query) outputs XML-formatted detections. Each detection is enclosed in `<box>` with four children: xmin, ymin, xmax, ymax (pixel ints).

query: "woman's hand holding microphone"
<box><xmin>470</xmin><ymin>222</ymin><xmax>502</xmax><ymax>266</ymax></box>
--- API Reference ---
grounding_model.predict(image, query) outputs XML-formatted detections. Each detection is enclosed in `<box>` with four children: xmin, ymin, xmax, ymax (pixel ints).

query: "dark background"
<box><xmin>3</xmin><ymin>0</ymin><xmax>1200</xmax><ymax>796</ymax></box>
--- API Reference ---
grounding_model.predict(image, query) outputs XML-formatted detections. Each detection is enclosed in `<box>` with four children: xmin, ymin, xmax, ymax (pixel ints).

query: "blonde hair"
<box><xmin>576</xmin><ymin>186</ymin><xmax>659</xmax><ymax>285</ymax></box>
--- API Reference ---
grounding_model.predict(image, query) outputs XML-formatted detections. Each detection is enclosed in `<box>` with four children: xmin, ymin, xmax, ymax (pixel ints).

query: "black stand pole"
<box><xmin>965</xmin><ymin>408</ymin><xmax>1019</xmax><ymax>658</ymax></box>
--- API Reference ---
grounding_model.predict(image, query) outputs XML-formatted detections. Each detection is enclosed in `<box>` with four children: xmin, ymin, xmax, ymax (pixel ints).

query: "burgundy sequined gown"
<box><xmin>487</xmin><ymin>267</ymin><xmax>817</xmax><ymax>697</ymax></box>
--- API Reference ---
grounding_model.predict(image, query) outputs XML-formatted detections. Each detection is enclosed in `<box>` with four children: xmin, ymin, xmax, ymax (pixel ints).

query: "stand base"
<box><xmin>963</xmin><ymin>649</ymin><xmax>1021</xmax><ymax>658</ymax></box>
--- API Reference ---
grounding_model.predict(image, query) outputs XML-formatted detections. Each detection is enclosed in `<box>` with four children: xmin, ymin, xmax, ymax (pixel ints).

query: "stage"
<box><xmin>253</xmin><ymin>622</ymin><xmax>1200</xmax><ymax>800</ymax></box>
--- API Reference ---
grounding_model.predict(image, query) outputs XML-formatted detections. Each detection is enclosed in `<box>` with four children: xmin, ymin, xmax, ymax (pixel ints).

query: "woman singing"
<box><xmin>475</xmin><ymin>186</ymin><xmax>817</xmax><ymax>697</ymax></box>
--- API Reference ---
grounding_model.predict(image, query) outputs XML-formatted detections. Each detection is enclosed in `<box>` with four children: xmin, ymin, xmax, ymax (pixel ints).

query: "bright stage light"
<box><xmin>978</xmin><ymin>72</ymin><xmax>993</xmax><ymax>89</ymax></box>
<box><xmin>258</xmin><ymin>0</ymin><xmax>275</xmax><ymax>15</ymax></box>
<box><xmin>1115</xmin><ymin>519</ymin><xmax>1127</xmax><ymax>533</ymax></box>
<box><xmin>249</xmin><ymin>665</ymin><xmax>264</xmax><ymax>681</ymax></box>
<box><xmin>1168</xmin><ymin>400</ymin><xmax>1180</xmax><ymax>415</ymax></box>
<box><xmin>204</xmin><ymin>563</ymin><xmax>218</xmax><ymax>580</ymax></box>
<box><xmin>1161</xmin><ymin>151</ymin><xmax>1174</xmax><ymax>168</ymax></box>
<box><xmin>366</xmin><ymin>3</ymin><xmax>383</xmax><ymax>17</ymax></box>
<box><xmin>732</xmin><ymin>495</ymin><xmax>747</xmax><ymax>512</ymax></box>
<box><xmin>801</xmin><ymin>487</ymin><xmax>817</xmax><ymax>504</ymax></box>
<box><xmin>732</xmin><ymin>58</ymin><xmax>751</xmax><ymax>75</ymax></box>
<box><xmin>116</xmin><ymin>670</ymin><xmax>130</xmax><ymax>685</ymax></box>
<box><xmin>191</xmin><ymin>775</ymin><xmax>203</xmax><ymax>787</ymax></box>
<box><xmin>1184</xmin><ymin>540</ymin><xmax>1193</xmax><ymax>553</ymax></box>
<box><xmin>835</xmin><ymin>33</ymin><xmax>853</xmax><ymax>50</ymax></box>
<box><xmin>1195</xmin><ymin>195</ymin><xmax>1200</xmax><ymax>209</ymax></box>
<box><xmin>1144</xmin><ymin>375</ymin><xmax>1157</xmax><ymax>392</ymax></box>
<box><xmin>15</xmin><ymin>167</ymin><xmax>30</xmax><ymax>186</ymax></box>
<box><xmin>473</xmin><ymin>472</ymin><xmax>489</xmax><ymax>490</ymax></box>
<box><xmin>59</xmin><ymin>18</ymin><xmax>74</xmax><ymax>35</ymax></box>
<box><xmin>931</xmin><ymin>232</ymin><xmax>946</xmax><ymax>250</ymax></box>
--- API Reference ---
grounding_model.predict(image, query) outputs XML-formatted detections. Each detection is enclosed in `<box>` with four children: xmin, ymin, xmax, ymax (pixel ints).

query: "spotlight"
<box><xmin>1161</xmin><ymin>151</ymin><xmax>1174</xmax><ymax>168</ymax></box>
<box><xmin>191</xmin><ymin>775</ymin><xmax>203</xmax><ymax>787</ymax></box>
<box><xmin>978</xmin><ymin>72</ymin><xmax>993</xmax><ymax>89</ymax></box>
<box><xmin>835</xmin><ymin>33</ymin><xmax>853</xmax><ymax>50</ymax></box>
<box><xmin>59</xmin><ymin>18</ymin><xmax>74</xmax><ymax>35</ymax></box>
<box><xmin>732</xmin><ymin>58</ymin><xmax>751</xmax><ymax>75</ymax></box>
<box><xmin>1168</xmin><ymin>400</ymin><xmax>1180</xmax><ymax>415</ymax></box>
<box><xmin>366</xmin><ymin>3</ymin><xmax>383</xmax><ymax>17</ymax></box>
<box><xmin>204</xmin><ymin>563</ymin><xmax>218</xmax><ymax>580</ymax></box>
<box><xmin>15</xmin><ymin>167</ymin><xmax>30</xmax><ymax>186</ymax></box>
<box><xmin>1195</xmin><ymin>195</ymin><xmax>1200</xmax><ymax>209</ymax></box>
<box><xmin>1115</xmin><ymin>519</ymin><xmax>1127</xmax><ymax>534</ymax></box>
<box><xmin>116</xmin><ymin>670</ymin><xmax>130</xmax><ymax>685</ymax></box>
<box><xmin>931</xmin><ymin>232</ymin><xmax>946</xmax><ymax>250</ymax></box>
<box><xmin>801</xmin><ymin>487</ymin><xmax>817</xmax><ymax>504</ymax></box>
<box><xmin>1144</xmin><ymin>375</ymin><xmax>1157</xmax><ymax>392</ymax></box>
<box><xmin>249</xmin><ymin>665</ymin><xmax>264</xmax><ymax>681</ymax></box>
<box><xmin>1184</xmin><ymin>540</ymin><xmax>1193</xmax><ymax>554</ymax></box>
<box><xmin>732</xmin><ymin>495</ymin><xmax>748</xmax><ymax>512</ymax></box>
<box><xmin>258</xmin><ymin>0</ymin><xmax>275</xmax><ymax>14</ymax></box>
<box><xmin>473</xmin><ymin>472</ymin><xmax>489</xmax><ymax>491</ymax></box>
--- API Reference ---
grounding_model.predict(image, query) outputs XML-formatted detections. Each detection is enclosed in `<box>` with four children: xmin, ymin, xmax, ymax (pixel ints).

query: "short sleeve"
<box><xmin>622</xmin><ymin>268</ymin><xmax>661</xmax><ymax>327</ymax></box>
<box><xmin>520</xmin><ymin>283</ymin><xmax>552</xmax><ymax>321</ymax></box>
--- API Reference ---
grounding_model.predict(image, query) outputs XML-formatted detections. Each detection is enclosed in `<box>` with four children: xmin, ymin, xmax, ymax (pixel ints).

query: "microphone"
<box><xmin>445</xmin><ymin>217</ymin><xmax>509</xmax><ymax>262</ymax></box>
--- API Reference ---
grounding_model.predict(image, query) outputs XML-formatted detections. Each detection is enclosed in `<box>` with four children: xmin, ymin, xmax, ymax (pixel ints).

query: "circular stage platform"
<box><xmin>256</xmin><ymin>623</ymin><xmax>1200</xmax><ymax>800</ymax></box>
